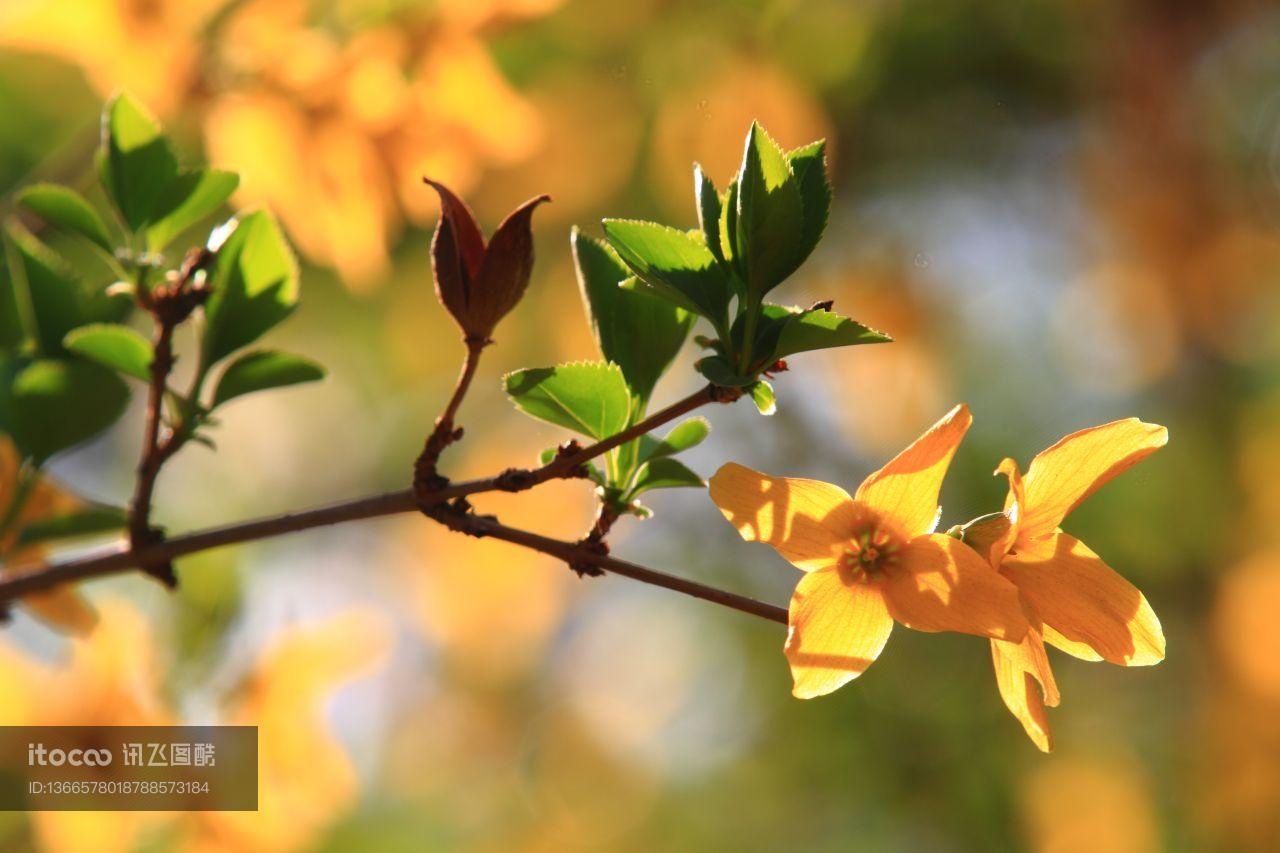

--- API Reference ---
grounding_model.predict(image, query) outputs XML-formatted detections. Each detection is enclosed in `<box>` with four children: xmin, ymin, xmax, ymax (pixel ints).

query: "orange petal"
<box><xmin>855</xmin><ymin>404</ymin><xmax>971</xmax><ymax>537</ymax></box>
<box><xmin>709</xmin><ymin>463</ymin><xmax>858</xmax><ymax>572</ymax></box>
<box><xmin>1015</xmin><ymin>419</ymin><xmax>1167</xmax><ymax>541</ymax></box>
<box><xmin>23</xmin><ymin>588</ymin><xmax>98</xmax><ymax>636</ymax></box>
<box><xmin>1001</xmin><ymin>532</ymin><xmax>1165</xmax><ymax>666</ymax></box>
<box><xmin>882</xmin><ymin>533</ymin><xmax>1028</xmax><ymax>640</ymax></box>
<box><xmin>785</xmin><ymin>568</ymin><xmax>893</xmax><ymax>698</ymax></box>
<box><xmin>991</xmin><ymin>626</ymin><xmax>1060</xmax><ymax>753</ymax></box>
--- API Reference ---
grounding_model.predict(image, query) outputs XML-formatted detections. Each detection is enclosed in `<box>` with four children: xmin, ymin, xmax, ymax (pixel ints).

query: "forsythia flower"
<box><xmin>0</xmin><ymin>600</ymin><xmax>170</xmax><ymax>853</ymax></box>
<box><xmin>1</xmin><ymin>0</ymin><xmax>552</xmax><ymax>287</ymax></box>
<box><xmin>709</xmin><ymin>405</ymin><xmax>1028</xmax><ymax>698</ymax></box>
<box><xmin>0</xmin><ymin>437</ymin><xmax>99</xmax><ymax>635</ymax></box>
<box><xmin>971</xmin><ymin>419</ymin><xmax>1168</xmax><ymax>751</ymax></box>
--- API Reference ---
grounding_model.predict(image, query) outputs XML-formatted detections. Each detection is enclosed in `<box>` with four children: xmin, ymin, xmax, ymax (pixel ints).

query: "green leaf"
<box><xmin>211</xmin><ymin>349</ymin><xmax>325</xmax><ymax>408</ymax></box>
<box><xmin>572</xmin><ymin>229</ymin><xmax>693</xmax><ymax>404</ymax></box>
<box><xmin>788</xmin><ymin>140</ymin><xmax>832</xmax><ymax>264</ymax></box>
<box><xmin>16</xmin><ymin>184</ymin><xmax>114</xmax><ymax>252</ymax></box>
<box><xmin>147</xmin><ymin>169</ymin><xmax>240</xmax><ymax>250</ymax></box>
<box><xmin>695</xmin><ymin>354</ymin><xmax>755</xmax><ymax>387</ymax></box>
<box><xmin>749</xmin><ymin>379</ymin><xmax>776</xmax><ymax>416</ymax></box>
<box><xmin>629</xmin><ymin>458</ymin><xmax>705</xmax><ymax>497</ymax></box>
<box><xmin>719</xmin><ymin>179</ymin><xmax>741</xmax><ymax>274</ymax></box>
<box><xmin>772</xmin><ymin>308</ymin><xmax>892</xmax><ymax>360</ymax></box>
<box><xmin>63</xmin><ymin>323</ymin><xmax>152</xmax><ymax>380</ymax></box>
<box><xmin>504</xmin><ymin>361</ymin><xmax>632</xmax><ymax>440</ymax></box>
<box><xmin>98</xmin><ymin>92</ymin><xmax>179</xmax><ymax>232</ymax></box>
<box><xmin>202</xmin><ymin>211</ymin><xmax>299</xmax><ymax>364</ymax></box>
<box><xmin>9</xmin><ymin>358</ymin><xmax>130</xmax><ymax>462</ymax></box>
<box><xmin>601</xmin><ymin>219</ymin><xmax>730</xmax><ymax>323</ymax></box>
<box><xmin>636</xmin><ymin>416</ymin><xmax>710</xmax><ymax>464</ymax></box>
<box><xmin>4</xmin><ymin>227</ymin><xmax>129</xmax><ymax>357</ymax></box>
<box><xmin>17</xmin><ymin>505</ymin><xmax>128</xmax><ymax>547</ymax></box>
<box><xmin>694</xmin><ymin>165</ymin><xmax>723</xmax><ymax>263</ymax></box>
<box><xmin>735</xmin><ymin>122</ymin><xmax>805</xmax><ymax>298</ymax></box>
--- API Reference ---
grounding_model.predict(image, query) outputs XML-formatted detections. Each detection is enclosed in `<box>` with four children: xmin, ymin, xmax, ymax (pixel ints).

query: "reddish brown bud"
<box><xmin>425</xmin><ymin>178</ymin><xmax>550</xmax><ymax>341</ymax></box>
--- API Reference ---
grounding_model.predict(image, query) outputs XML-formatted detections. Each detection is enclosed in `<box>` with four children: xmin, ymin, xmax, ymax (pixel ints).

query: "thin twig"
<box><xmin>422</xmin><ymin>383</ymin><xmax>742</xmax><ymax>504</ymax></box>
<box><xmin>0</xmin><ymin>490</ymin><xmax>418</xmax><ymax>602</ymax></box>
<box><xmin>413</xmin><ymin>337</ymin><xmax>487</xmax><ymax>495</ymax></box>
<box><xmin>429</xmin><ymin>501</ymin><xmax>787</xmax><ymax>624</ymax></box>
<box><xmin>0</xmin><ymin>489</ymin><xmax>786</xmax><ymax>624</ymax></box>
<box><xmin>569</xmin><ymin>502</ymin><xmax>621</xmax><ymax>578</ymax></box>
<box><xmin>128</xmin><ymin>311</ymin><xmax>179</xmax><ymax>586</ymax></box>
<box><xmin>3</xmin><ymin>382</ymin><xmax>751</xmax><ymax>617</ymax></box>
<box><xmin>127</xmin><ymin>248</ymin><xmax>214</xmax><ymax>586</ymax></box>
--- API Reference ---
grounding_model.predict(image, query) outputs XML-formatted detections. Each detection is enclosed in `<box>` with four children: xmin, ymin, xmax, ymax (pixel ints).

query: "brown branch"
<box><xmin>0</xmin><ymin>489</ymin><xmax>786</xmax><ymax>625</ymax></box>
<box><xmin>127</xmin><ymin>248</ymin><xmax>214</xmax><ymax>587</ymax></box>
<box><xmin>0</xmin><ymin>490</ymin><xmax>418</xmax><ymax>602</ymax></box>
<box><xmin>425</xmin><ymin>500</ymin><xmax>786</xmax><ymax>623</ymax></box>
<box><xmin>569</xmin><ymin>501</ymin><xmax>622</xmax><ymax>578</ymax></box>
<box><xmin>413</xmin><ymin>336</ymin><xmax>487</xmax><ymax>496</ymax></box>
<box><xmin>128</xmin><ymin>312</ymin><xmax>179</xmax><ymax>586</ymax></box>
<box><xmin>2</xmin><ymin>374</ymin><xmax>755</xmax><ymax>620</ymax></box>
<box><xmin>422</xmin><ymin>383</ymin><xmax>742</xmax><ymax>504</ymax></box>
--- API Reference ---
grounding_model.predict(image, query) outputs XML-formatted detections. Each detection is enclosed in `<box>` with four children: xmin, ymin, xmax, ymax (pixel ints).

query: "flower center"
<box><xmin>838</xmin><ymin>523</ymin><xmax>902</xmax><ymax>581</ymax></box>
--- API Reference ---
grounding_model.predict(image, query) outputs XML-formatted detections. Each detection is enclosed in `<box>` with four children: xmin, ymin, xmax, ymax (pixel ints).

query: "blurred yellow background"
<box><xmin>2</xmin><ymin>0</ymin><xmax>1279</xmax><ymax>850</ymax></box>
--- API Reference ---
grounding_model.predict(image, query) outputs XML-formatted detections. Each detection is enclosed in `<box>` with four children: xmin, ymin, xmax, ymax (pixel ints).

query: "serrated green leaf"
<box><xmin>749</xmin><ymin>379</ymin><xmax>776</xmax><ymax>416</ymax></box>
<box><xmin>772</xmin><ymin>308</ymin><xmax>892</xmax><ymax>360</ymax></box>
<box><xmin>788</xmin><ymin>140</ymin><xmax>831</xmax><ymax>264</ymax></box>
<box><xmin>572</xmin><ymin>229</ymin><xmax>693</xmax><ymax>405</ymax></box>
<box><xmin>147</xmin><ymin>169</ymin><xmax>240</xmax><ymax>250</ymax></box>
<box><xmin>98</xmin><ymin>92</ymin><xmax>179</xmax><ymax>232</ymax></box>
<box><xmin>695</xmin><ymin>354</ymin><xmax>755</xmax><ymax>387</ymax></box>
<box><xmin>637</xmin><ymin>416</ymin><xmax>710</xmax><ymax>464</ymax></box>
<box><xmin>17</xmin><ymin>505</ymin><xmax>128</xmax><ymax>547</ymax></box>
<box><xmin>16</xmin><ymin>184</ymin><xmax>114</xmax><ymax>252</ymax></box>
<box><xmin>735</xmin><ymin>122</ymin><xmax>805</xmax><ymax>298</ymax></box>
<box><xmin>202</xmin><ymin>211</ymin><xmax>299</xmax><ymax>365</ymax></box>
<box><xmin>211</xmin><ymin>349</ymin><xmax>324</xmax><ymax>408</ymax></box>
<box><xmin>694</xmin><ymin>165</ymin><xmax>723</xmax><ymax>263</ymax></box>
<box><xmin>505</xmin><ymin>362</ymin><xmax>632</xmax><ymax>440</ymax></box>
<box><xmin>601</xmin><ymin>219</ymin><xmax>730</xmax><ymax>323</ymax></box>
<box><xmin>63</xmin><ymin>323</ymin><xmax>152</xmax><ymax>380</ymax></box>
<box><xmin>9</xmin><ymin>358</ymin><xmax>130</xmax><ymax>462</ymax></box>
<box><xmin>629</xmin><ymin>457</ymin><xmax>705</xmax><ymax>498</ymax></box>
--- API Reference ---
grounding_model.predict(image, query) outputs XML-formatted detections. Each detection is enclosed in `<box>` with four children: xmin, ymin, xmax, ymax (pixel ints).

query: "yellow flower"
<box><xmin>709</xmin><ymin>405</ymin><xmax>1028</xmax><ymax>698</ymax></box>
<box><xmin>2</xmin><ymin>0</ymin><xmax>553</xmax><ymax>287</ymax></box>
<box><xmin>0</xmin><ymin>437</ymin><xmax>99</xmax><ymax>635</ymax></box>
<box><xmin>0</xmin><ymin>600</ymin><xmax>170</xmax><ymax>853</ymax></box>
<box><xmin>982</xmin><ymin>419</ymin><xmax>1168</xmax><ymax>751</ymax></box>
<box><xmin>185</xmin><ymin>609</ymin><xmax>390</xmax><ymax>853</ymax></box>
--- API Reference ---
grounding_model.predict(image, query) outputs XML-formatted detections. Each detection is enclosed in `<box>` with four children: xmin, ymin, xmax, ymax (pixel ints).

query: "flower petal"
<box><xmin>1016</xmin><ymin>419</ymin><xmax>1167</xmax><ymax>541</ymax></box>
<box><xmin>785</xmin><ymin>568</ymin><xmax>894</xmax><ymax>698</ymax></box>
<box><xmin>709</xmin><ymin>463</ymin><xmax>858</xmax><ymax>572</ymax></box>
<box><xmin>855</xmin><ymin>404</ymin><xmax>972</xmax><ymax>537</ymax></box>
<box><xmin>882</xmin><ymin>533</ymin><xmax>1029</xmax><ymax>640</ymax></box>
<box><xmin>991</xmin><ymin>626</ymin><xmax>1060</xmax><ymax>753</ymax></box>
<box><xmin>23</xmin><ymin>588</ymin><xmax>98</xmax><ymax>636</ymax></box>
<box><xmin>1001</xmin><ymin>532</ymin><xmax>1165</xmax><ymax>666</ymax></box>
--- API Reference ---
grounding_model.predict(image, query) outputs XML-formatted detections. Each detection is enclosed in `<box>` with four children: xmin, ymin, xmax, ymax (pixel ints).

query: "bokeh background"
<box><xmin>2</xmin><ymin>0</ymin><xmax>1279</xmax><ymax>850</ymax></box>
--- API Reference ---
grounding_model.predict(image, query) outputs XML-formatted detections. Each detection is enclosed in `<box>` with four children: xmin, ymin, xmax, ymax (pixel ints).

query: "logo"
<box><xmin>27</xmin><ymin>744</ymin><xmax>112</xmax><ymax>767</ymax></box>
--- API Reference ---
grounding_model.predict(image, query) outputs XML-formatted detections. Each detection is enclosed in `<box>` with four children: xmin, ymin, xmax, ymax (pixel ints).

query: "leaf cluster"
<box><xmin>1</xmin><ymin>93</ymin><xmax>323</xmax><ymax>546</ymax></box>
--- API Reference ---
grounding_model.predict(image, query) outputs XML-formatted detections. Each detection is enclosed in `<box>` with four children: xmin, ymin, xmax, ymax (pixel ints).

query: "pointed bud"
<box><xmin>425</xmin><ymin>179</ymin><xmax>550</xmax><ymax>342</ymax></box>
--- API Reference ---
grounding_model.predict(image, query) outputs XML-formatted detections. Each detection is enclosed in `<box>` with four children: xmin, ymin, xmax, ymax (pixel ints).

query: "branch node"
<box><xmin>709</xmin><ymin>385</ymin><xmax>744</xmax><ymax>404</ymax></box>
<box><xmin>569</xmin><ymin>540</ymin><xmax>608</xmax><ymax>578</ymax></box>
<box><xmin>494</xmin><ymin>467</ymin><xmax>537</xmax><ymax>492</ymax></box>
